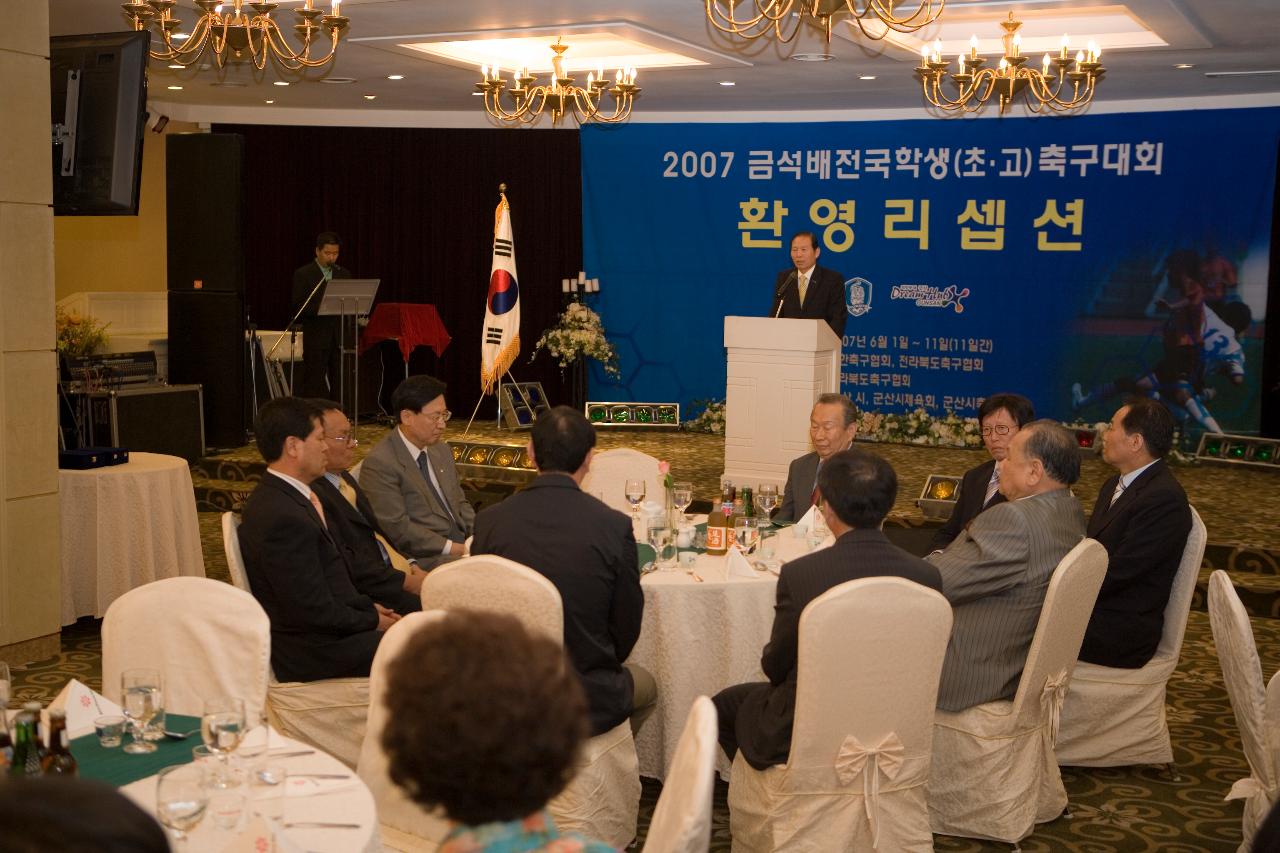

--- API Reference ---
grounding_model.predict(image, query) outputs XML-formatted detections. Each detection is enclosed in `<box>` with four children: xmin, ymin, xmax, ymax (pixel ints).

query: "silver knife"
<box><xmin>283</xmin><ymin>822</ymin><xmax>361</xmax><ymax>829</ymax></box>
<box><xmin>288</xmin><ymin>773</ymin><xmax>351</xmax><ymax>780</ymax></box>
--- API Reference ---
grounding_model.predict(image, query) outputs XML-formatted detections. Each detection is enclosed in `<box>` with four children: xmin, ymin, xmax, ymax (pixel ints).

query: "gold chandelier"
<box><xmin>476</xmin><ymin>40</ymin><xmax>640</xmax><ymax>126</ymax></box>
<box><xmin>915</xmin><ymin>12</ymin><xmax>1105</xmax><ymax>115</ymax></box>
<box><xmin>705</xmin><ymin>0</ymin><xmax>945</xmax><ymax>45</ymax></box>
<box><xmin>120</xmin><ymin>0</ymin><xmax>349</xmax><ymax>70</ymax></box>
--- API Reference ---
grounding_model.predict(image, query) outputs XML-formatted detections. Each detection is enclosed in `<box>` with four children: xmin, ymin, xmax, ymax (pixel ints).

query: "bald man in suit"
<box><xmin>928</xmin><ymin>421</ymin><xmax>1086</xmax><ymax>711</ymax></box>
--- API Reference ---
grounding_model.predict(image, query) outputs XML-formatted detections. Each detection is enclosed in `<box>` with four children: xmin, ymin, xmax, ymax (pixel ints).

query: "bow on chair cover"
<box><xmin>1041</xmin><ymin>670</ymin><xmax>1070</xmax><ymax>747</ymax></box>
<box><xmin>834</xmin><ymin>732</ymin><xmax>906</xmax><ymax>849</ymax></box>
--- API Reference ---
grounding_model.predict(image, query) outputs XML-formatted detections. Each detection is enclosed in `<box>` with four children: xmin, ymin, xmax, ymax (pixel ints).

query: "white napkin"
<box><xmin>219</xmin><ymin>816</ymin><xmax>275</xmax><ymax>853</ymax></box>
<box><xmin>48</xmin><ymin>679</ymin><xmax>123</xmax><ymax>739</ymax></box>
<box><xmin>793</xmin><ymin>504</ymin><xmax>819</xmax><ymax>533</ymax></box>
<box><xmin>726</xmin><ymin>547</ymin><xmax>757</xmax><ymax>579</ymax></box>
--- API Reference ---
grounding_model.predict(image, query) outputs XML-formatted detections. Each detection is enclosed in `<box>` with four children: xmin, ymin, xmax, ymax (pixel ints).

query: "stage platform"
<box><xmin>192</xmin><ymin>418</ymin><xmax>1280</xmax><ymax>616</ymax></box>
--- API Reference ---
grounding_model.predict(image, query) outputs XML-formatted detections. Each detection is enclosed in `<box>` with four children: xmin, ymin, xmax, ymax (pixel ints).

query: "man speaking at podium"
<box><xmin>769</xmin><ymin>231</ymin><xmax>847</xmax><ymax>337</ymax></box>
<box><xmin>292</xmin><ymin>231</ymin><xmax>351</xmax><ymax>398</ymax></box>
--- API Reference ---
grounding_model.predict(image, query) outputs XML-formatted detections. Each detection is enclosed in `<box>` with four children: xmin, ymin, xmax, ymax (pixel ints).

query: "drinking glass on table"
<box><xmin>672</xmin><ymin>481</ymin><xmax>693</xmax><ymax>522</ymax></box>
<box><xmin>121</xmin><ymin>668</ymin><xmax>163</xmax><ymax>754</ymax></box>
<box><xmin>156</xmin><ymin>763</ymin><xmax>209</xmax><ymax>849</ymax></box>
<box><xmin>734</xmin><ymin>517</ymin><xmax>759</xmax><ymax>553</ymax></box>
<box><xmin>624</xmin><ymin>479</ymin><xmax>646</xmax><ymax>521</ymax></box>
<box><xmin>807</xmin><ymin>508</ymin><xmax>829</xmax><ymax>550</ymax></box>
<box><xmin>201</xmin><ymin>696</ymin><xmax>247</xmax><ymax>788</ymax></box>
<box><xmin>756</xmin><ymin>484</ymin><xmax>779</xmax><ymax>517</ymax></box>
<box><xmin>647</xmin><ymin>523</ymin><xmax>675</xmax><ymax>570</ymax></box>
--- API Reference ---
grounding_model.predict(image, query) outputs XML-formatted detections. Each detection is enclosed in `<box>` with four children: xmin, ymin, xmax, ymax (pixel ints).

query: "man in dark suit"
<box><xmin>714</xmin><ymin>448</ymin><xmax>943</xmax><ymax>769</ymax></box>
<box><xmin>360</xmin><ymin>375</ymin><xmax>475</xmax><ymax>569</ymax></box>
<box><xmin>929</xmin><ymin>393</ymin><xmax>1036</xmax><ymax>551</ymax></box>
<box><xmin>291</xmin><ymin>231</ymin><xmax>351</xmax><ymax>398</ymax></box>
<box><xmin>775</xmin><ymin>393</ymin><xmax>857</xmax><ymax>523</ymax></box>
<box><xmin>238</xmin><ymin>397</ymin><xmax>398</xmax><ymax>682</ymax></box>
<box><xmin>927</xmin><ymin>421</ymin><xmax>1086</xmax><ymax>711</ymax></box>
<box><xmin>769</xmin><ymin>231</ymin><xmax>847</xmax><ymax>337</ymax></box>
<box><xmin>1078</xmin><ymin>398</ymin><xmax>1192</xmax><ymax>668</ymax></box>
<box><xmin>471</xmin><ymin>406</ymin><xmax>655</xmax><ymax>737</ymax></box>
<box><xmin>311</xmin><ymin>400</ymin><xmax>424</xmax><ymax>616</ymax></box>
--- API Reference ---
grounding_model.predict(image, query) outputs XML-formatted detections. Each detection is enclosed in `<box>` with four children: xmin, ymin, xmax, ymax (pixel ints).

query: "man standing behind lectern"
<box><xmin>769</xmin><ymin>231</ymin><xmax>847</xmax><ymax>337</ymax></box>
<box><xmin>292</xmin><ymin>231</ymin><xmax>351</xmax><ymax>397</ymax></box>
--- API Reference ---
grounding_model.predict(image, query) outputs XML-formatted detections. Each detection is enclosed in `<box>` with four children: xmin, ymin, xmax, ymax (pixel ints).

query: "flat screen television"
<box><xmin>50</xmin><ymin>31</ymin><xmax>150</xmax><ymax>216</ymax></box>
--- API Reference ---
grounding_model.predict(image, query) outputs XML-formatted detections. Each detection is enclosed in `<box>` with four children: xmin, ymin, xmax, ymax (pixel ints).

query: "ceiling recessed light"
<box><xmin>387</xmin><ymin>74</ymin><xmax>404</xmax><ymax>80</ymax></box>
<box><xmin>718</xmin><ymin>80</ymin><xmax>736</xmax><ymax>86</ymax></box>
<box><xmin>167</xmin><ymin>85</ymin><xmax>183</xmax><ymax>90</ymax></box>
<box><xmin>859</xmin><ymin>74</ymin><xmax>877</xmax><ymax>80</ymax></box>
<box><xmin>792</xmin><ymin>53</ymin><xmax>834</xmax><ymax>62</ymax></box>
<box><xmin>273</xmin><ymin>81</ymin><xmax>290</xmax><ymax>86</ymax></box>
<box><xmin>264</xmin><ymin>99</ymin><xmax>275</xmax><ymax>104</ymax></box>
<box><xmin>1174</xmin><ymin>63</ymin><xmax>1194</xmax><ymax>69</ymax></box>
<box><xmin>211</xmin><ymin>80</ymin><xmax>247</xmax><ymax>87</ymax></box>
<box><xmin>167</xmin><ymin>63</ymin><xmax>183</xmax><ymax>70</ymax></box>
<box><xmin>319</xmin><ymin>77</ymin><xmax>357</xmax><ymax>84</ymax></box>
<box><xmin>363</xmin><ymin>94</ymin><xmax>376</xmax><ymax>100</ymax></box>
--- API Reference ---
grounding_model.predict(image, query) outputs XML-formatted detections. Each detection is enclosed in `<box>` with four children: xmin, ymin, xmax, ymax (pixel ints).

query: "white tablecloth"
<box><xmin>122</xmin><ymin>732</ymin><xmax>380</xmax><ymax>853</ymax></box>
<box><xmin>631</xmin><ymin>526</ymin><xmax>823</xmax><ymax>780</ymax></box>
<box><xmin>59</xmin><ymin>452</ymin><xmax>206</xmax><ymax>625</ymax></box>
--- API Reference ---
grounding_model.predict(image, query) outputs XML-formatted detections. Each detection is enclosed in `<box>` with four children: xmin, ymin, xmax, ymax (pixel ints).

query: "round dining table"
<box><xmin>630</xmin><ymin>521</ymin><xmax>828</xmax><ymax>780</ymax></box>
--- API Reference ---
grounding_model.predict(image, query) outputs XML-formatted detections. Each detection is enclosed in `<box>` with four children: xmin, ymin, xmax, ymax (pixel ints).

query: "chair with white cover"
<box><xmin>1208</xmin><ymin>569</ymin><xmax>1280</xmax><ymax>851</ymax></box>
<box><xmin>580</xmin><ymin>447</ymin><xmax>663</xmax><ymax>515</ymax></box>
<box><xmin>1056</xmin><ymin>506</ymin><xmax>1207</xmax><ymax>769</ymax></box>
<box><xmin>357</xmin><ymin>611</ymin><xmax>451</xmax><ymax>853</ymax></box>
<box><xmin>928</xmin><ymin>538</ymin><xmax>1108</xmax><ymax>848</ymax></box>
<box><xmin>421</xmin><ymin>555</ymin><xmax>642</xmax><ymax>850</ymax></box>
<box><xmin>101</xmin><ymin>576</ymin><xmax>270</xmax><ymax>726</ymax></box>
<box><xmin>221</xmin><ymin>509</ymin><xmax>370</xmax><ymax>769</ymax></box>
<box><xmin>641</xmin><ymin>696</ymin><xmax>718</xmax><ymax>853</ymax></box>
<box><xmin>729</xmin><ymin>577</ymin><xmax>953</xmax><ymax>853</ymax></box>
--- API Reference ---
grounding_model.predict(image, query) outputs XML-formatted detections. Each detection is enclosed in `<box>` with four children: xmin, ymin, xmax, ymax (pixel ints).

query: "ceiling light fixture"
<box><xmin>264</xmin><ymin>99</ymin><xmax>274</xmax><ymax>103</ymax></box>
<box><xmin>363</xmin><ymin>94</ymin><xmax>376</xmax><ymax>99</ymax></box>
<box><xmin>706</xmin><ymin>0</ymin><xmax>944</xmax><ymax>46</ymax></box>
<box><xmin>1174</xmin><ymin>63</ymin><xmax>1194</xmax><ymax>69</ymax></box>
<box><xmin>273</xmin><ymin>80</ymin><xmax>290</xmax><ymax>86</ymax></box>
<box><xmin>387</xmin><ymin>74</ymin><xmax>404</xmax><ymax>80</ymax></box>
<box><xmin>791</xmin><ymin>52</ymin><xmax>834</xmax><ymax>61</ymax></box>
<box><xmin>476</xmin><ymin>37</ymin><xmax>640</xmax><ymax>126</ymax></box>
<box><xmin>167</xmin><ymin>85</ymin><xmax>183</xmax><ymax>90</ymax></box>
<box><xmin>719</xmin><ymin>80</ymin><xmax>736</xmax><ymax>86</ymax></box>
<box><xmin>915</xmin><ymin>12</ymin><xmax>1105</xmax><ymax>115</ymax></box>
<box><xmin>859</xmin><ymin>74</ymin><xmax>877</xmax><ymax>80</ymax></box>
<box><xmin>121</xmin><ymin>0</ymin><xmax>349</xmax><ymax>71</ymax></box>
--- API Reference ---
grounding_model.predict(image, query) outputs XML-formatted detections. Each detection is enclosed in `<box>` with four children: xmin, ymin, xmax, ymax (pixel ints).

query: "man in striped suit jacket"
<box><xmin>928</xmin><ymin>420</ymin><xmax>1086</xmax><ymax>712</ymax></box>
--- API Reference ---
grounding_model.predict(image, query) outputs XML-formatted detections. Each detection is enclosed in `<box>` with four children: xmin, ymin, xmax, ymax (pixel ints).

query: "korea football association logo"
<box><xmin>845</xmin><ymin>277</ymin><xmax>873</xmax><ymax>317</ymax></box>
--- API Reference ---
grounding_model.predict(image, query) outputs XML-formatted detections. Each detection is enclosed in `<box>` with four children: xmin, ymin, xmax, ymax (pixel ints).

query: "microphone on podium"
<box><xmin>773</xmin><ymin>270</ymin><xmax>797</xmax><ymax>318</ymax></box>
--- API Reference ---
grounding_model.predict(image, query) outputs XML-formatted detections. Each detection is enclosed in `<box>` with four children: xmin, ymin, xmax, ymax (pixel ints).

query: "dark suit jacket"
<box><xmin>770</xmin><ymin>265</ymin><xmax>847</xmax><ymax>337</ymax></box>
<box><xmin>929</xmin><ymin>458</ymin><xmax>1008</xmax><ymax>551</ymax></box>
<box><xmin>291</xmin><ymin>260</ymin><xmax>351</xmax><ymax>325</ymax></box>
<box><xmin>733</xmin><ymin>528</ymin><xmax>942</xmax><ymax>769</ymax></box>
<box><xmin>472</xmin><ymin>473</ymin><xmax>643</xmax><ymax>736</ymax></box>
<box><xmin>1078</xmin><ymin>460</ymin><xmax>1192</xmax><ymax>668</ymax></box>
<box><xmin>238</xmin><ymin>473</ymin><xmax>381</xmax><ymax>682</ymax></box>
<box><xmin>312</xmin><ymin>472</ymin><xmax>422</xmax><ymax>615</ymax></box>
<box><xmin>776</xmin><ymin>451</ymin><xmax>820</xmax><ymax>524</ymax></box>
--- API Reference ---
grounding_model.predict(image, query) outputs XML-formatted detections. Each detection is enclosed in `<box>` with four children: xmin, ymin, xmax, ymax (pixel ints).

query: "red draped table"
<box><xmin>359</xmin><ymin>302</ymin><xmax>452</xmax><ymax>363</ymax></box>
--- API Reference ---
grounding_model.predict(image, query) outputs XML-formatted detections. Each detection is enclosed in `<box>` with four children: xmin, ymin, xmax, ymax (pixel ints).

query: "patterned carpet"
<box><xmin>13</xmin><ymin>422</ymin><xmax>1280</xmax><ymax>851</ymax></box>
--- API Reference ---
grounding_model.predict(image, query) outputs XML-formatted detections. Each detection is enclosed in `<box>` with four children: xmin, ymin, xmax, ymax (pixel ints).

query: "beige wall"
<box><xmin>53</xmin><ymin>118</ymin><xmax>199</xmax><ymax>300</ymax></box>
<box><xmin>0</xmin><ymin>3</ymin><xmax>60</xmax><ymax>662</ymax></box>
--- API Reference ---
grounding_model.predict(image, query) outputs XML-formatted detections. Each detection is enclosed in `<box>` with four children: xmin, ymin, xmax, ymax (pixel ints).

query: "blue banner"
<box><xmin>581</xmin><ymin>107</ymin><xmax>1278</xmax><ymax>433</ymax></box>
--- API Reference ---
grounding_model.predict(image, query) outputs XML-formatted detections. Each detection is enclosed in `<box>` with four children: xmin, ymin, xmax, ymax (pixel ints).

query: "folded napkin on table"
<box><xmin>49</xmin><ymin>679</ymin><xmax>123</xmax><ymax>739</ymax></box>
<box><xmin>726</xmin><ymin>547</ymin><xmax>757</xmax><ymax>579</ymax></box>
<box><xmin>793</xmin><ymin>504</ymin><xmax>819</xmax><ymax>534</ymax></box>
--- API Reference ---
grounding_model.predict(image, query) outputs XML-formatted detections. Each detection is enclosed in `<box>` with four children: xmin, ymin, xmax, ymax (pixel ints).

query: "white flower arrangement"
<box><xmin>684</xmin><ymin>399</ymin><xmax>726</xmax><ymax>435</ymax></box>
<box><xmin>858</xmin><ymin>408</ymin><xmax>984</xmax><ymax>448</ymax></box>
<box><xmin>531</xmin><ymin>302</ymin><xmax>620</xmax><ymax>378</ymax></box>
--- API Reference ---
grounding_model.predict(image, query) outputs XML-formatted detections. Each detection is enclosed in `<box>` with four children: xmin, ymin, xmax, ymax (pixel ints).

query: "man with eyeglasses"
<box><xmin>929</xmin><ymin>393</ymin><xmax>1036</xmax><ymax>552</ymax></box>
<box><xmin>360</xmin><ymin>375</ymin><xmax>476</xmax><ymax>570</ymax></box>
<box><xmin>310</xmin><ymin>400</ymin><xmax>424</xmax><ymax>615</ymax></box>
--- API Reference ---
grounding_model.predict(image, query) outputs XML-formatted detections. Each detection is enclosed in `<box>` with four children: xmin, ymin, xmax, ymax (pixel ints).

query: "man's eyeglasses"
<box><xmin>980</xmin><ymin>425</ymin><xmax>1012</xmax><ymax>437</ymax></box>
<box><xmin>425</xmin><ymin>410</ymin><xmax>452</xmax><ymax>424</ymax></box>
<box><xmin>326</xmin><ymin>434</ymin><xmax>359</xmax><ymax>446</ymax></box>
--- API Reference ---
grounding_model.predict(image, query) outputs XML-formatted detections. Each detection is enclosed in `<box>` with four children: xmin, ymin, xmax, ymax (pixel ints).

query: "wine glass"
<box><xmin>201</xmin><ymin>696</ymin><xmax>246</xmax><ymax>788</ymax></box>
<box><xmin>624</xmin><ymin>479</ymin><xmax>646</xmax><ymax>521</ymax></box>
<box><xmin>156</xmin><ymin>763</ymin><xmax>208</xmax><ymax>849</ymax></box>
<box><xmin>121</xmin><ymin>668</ymin><xmax>162</xmax><ymax>754</ymax></box>
<box><xmin>807</xmin><ymin>507</ymin><xmax>829</xmax><ymax>550</ymax></box>
<box><xmin>672</xmin><ymin>482</ymin><xmax>693</xmax><ymax>522</ymax></box>
<box><xmin>647</xmin><ymin>523</ymin><xmax>674</xmax><ymax>570</ymax></box>
<box><xmin>756</xmin><ymin>484</ymin><xmax>779</xmax><ymax>517</ymax></box>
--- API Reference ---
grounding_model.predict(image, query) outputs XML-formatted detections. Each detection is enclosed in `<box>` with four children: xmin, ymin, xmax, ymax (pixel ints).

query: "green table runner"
<box><xmin>73</xmin><ymin>713</ymin><xmax>201</xmax><ymax>787</ymax></box>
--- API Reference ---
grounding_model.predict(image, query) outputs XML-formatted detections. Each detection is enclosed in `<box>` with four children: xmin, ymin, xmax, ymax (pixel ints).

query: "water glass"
<box><xmin>734</xmin><ymin>517</ymin><xmax>759</xmax><ymax>552</ymax></box>
<box><xmin>624</xmin><ymin>479</ymin><xmax>646</xmax><ymax>519</ymax></box>
<box><xmin>672</xmin><ymin>481</ymin><xmax>693</xmax><ymax>521</ymax></box>
<box><xmin>756</xmin><ymin>484</ymin><xmax>779</xmax><ymax>516</ymax></box>
<box><xmin>94</xmin><ymin>714</ymin><xmax>126</xmax><ymax>748</ymax></box>
<box><xmin>647</xmin><ymin>524</ymin><xmax>675</xmax><ymax>570</ymax></box>
<box><xmin>807</xmin><ymin>512</ymin><xmax>829</xmax><ymax>550</ymax></box>
<box><xmin>758</xmin><ymin>530</ymin><xmax>777</xmax><ymax>560</ymax></box>
<box><xmin>121</xmin><ymin>668</ymin><xmax>163</xmax><ymax>754</ymax></box>
<box><xmin>209</xmin><ymin>786</ymin><xmax>247</xmax><ymax>831</ymax></box>
<box><xmin>249</xmin><ymin>762</ymin><xmax>288</xmax><ymax>823</ymax></box>
<box><xmin>202</xmin><ymin>696</ymin><xmax>246</xmax><ymax>788</ymax></box>
<box><xmin>156</xmin><ymin>763</ymin><xmax>208</xmax><ymax>848</ymax></box>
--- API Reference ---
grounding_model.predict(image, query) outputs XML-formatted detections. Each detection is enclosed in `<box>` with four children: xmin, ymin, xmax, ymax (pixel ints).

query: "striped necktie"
<box><xmin>983</xmin><ymin>465</ymin><xmax>1000</xmax><ymax>505</ymax></box>
<box><xmin>797</xmin><ymin>271</ymin><xmax>809</xmax><ymax>307</ymax></box>
<box><xmin>1109</xmin><ymin>478</ymin><xmax>1127</xmax><ymax>507</ymax></box>
<box><xmin>417</xmin><ymin>451</ymin><xmax>458</xmax><ymax>525</ymax></box>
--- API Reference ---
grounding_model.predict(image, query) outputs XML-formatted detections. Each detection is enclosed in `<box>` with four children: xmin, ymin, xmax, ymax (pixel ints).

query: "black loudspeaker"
<box><xmin>166</xmin><ymin>133</ymin><xmax>246</xmax><ymax>293</ymax></box>
<box><xmin>85</xmin><ymin>385</ymin><xmax>206</xmax><ymax>461</ymax></box>
<box><xmin>167</xmin><ymin>133</ymin><xmax>248</xmax><ymax>448</ymax></box>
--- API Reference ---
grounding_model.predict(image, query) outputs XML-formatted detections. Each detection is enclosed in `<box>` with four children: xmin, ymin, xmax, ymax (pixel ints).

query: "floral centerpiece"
<box><xmin>858</xmin><ymin>408</ymin><xmax>983</xmax><ymax>448</ymax></box>
<box><xmin>683</xmin><ymin>399</ymin><xmax>726</xmax><ymax>435</ymax></box>
<box><xmin>530</xmin><ymin>302</ymin><xmax>620</xmax><ymax>378</ymax></box>
<box><xmin>55</xmin><ymin>307</ymin><xmax>110</xmax><ymax>358</ymax></box>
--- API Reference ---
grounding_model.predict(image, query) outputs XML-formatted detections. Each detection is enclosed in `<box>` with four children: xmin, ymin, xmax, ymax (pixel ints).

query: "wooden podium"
<box><xmin>722</xmin><ymin>317</ymin><xmax>842</xmax><ymax>490</ymax></box>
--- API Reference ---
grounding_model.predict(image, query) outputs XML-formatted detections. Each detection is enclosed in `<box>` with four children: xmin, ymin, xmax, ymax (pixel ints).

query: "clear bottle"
<box><xmin>41</xmin><ymin>709</ymin><xmax>77</xmax><ymax>776</ymax></box>
<box><xmin>706</xmin><ymin>498</ymin><xmax>727</xmax><ymax>556</ymax></box>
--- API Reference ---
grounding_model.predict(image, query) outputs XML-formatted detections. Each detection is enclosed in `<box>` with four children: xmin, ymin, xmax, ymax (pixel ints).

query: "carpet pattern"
<box><xmin>13</xmin><ymin>611</ymin><xmax>1262</xmax><ymax>851</ymax></box>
